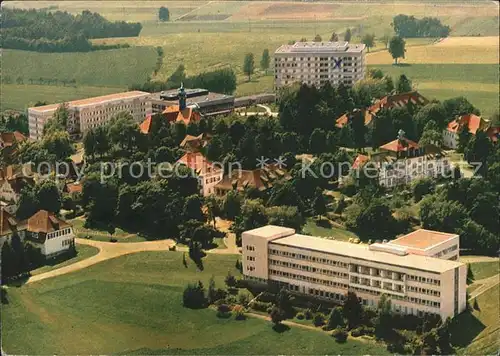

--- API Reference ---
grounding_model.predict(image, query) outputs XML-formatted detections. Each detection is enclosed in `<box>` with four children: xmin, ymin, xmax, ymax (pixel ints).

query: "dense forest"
<box><xmin>392</xmin><ymin>14</ymin><xmax>451</xmax><ymax>38</ymax></box>
<box><xmin>1</xmin><ymin>8</ymin><xmax>141</xmax><ymax>52</ymax></box>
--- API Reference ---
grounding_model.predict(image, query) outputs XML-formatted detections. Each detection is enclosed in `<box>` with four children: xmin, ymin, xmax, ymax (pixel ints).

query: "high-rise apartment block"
<box><xmin>242</xmin><ymin>226</ymin><xmax>466</xmax><ymax>320</ymax></box>
<box><xmin>28</xmin><ymin>91</ymin><xmax>152</xmax><ymax>140</ymax></box>
<box><xmin>274</xmin><ymin>41</ymin><xmax>366</xmax><ymax>89</ymax></box>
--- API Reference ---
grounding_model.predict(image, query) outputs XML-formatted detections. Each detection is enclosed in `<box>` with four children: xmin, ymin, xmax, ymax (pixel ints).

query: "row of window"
<box><xmin>269</xmin><ymin>259</ymin><xmax>349</xmax><ymax>279</ymax></box>
<box><xmin>47</xmin><ymin>228</ymin><xmax>72</xmax><ymax>240</ymax></box>
<box><xmin>407</xmin><ymin>274</ymin><xmax>441</xmax><ymax>286</ymax></box>
<box><xmin>246</xmin><ymin>256</ymin><xmax>255</xmax><ymax>261</ymax></box>
<box><xmin>407</xmin><ymin>286</ymin><xmax>440</xmax><ymax>297</ymax></box>
<box><xmin>433</xmin><ymin>245</ymin><xmax>458</xmax><ymax>258</ymax></box>
<box><xmin>269</xmin><ymin>268</ymin><xmax>349</xmax><ymax>289</ymax></box>
<box><xmin>268</xmin><ymin>249</ymin><xmax>349</xmax><ymax>268</ymax></box>
<box><xmin>62</xmin><ymin>238</ymin><xmax>74</xmax><ymax>247</ymax></box>
<box><xmin>245</xmin><ymin>245</ymin><xmax>255</xmax><ymax>251</ymax></box>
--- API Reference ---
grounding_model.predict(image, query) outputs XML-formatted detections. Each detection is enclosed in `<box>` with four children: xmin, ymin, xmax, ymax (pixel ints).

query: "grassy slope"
<box><xmin>470</xmin><ymin>261</ymin><xmax>500</xmax><ymax>281</ymax></box>
<box><xmin>303</xmin><ymin>218</ymin><xmax>360</xmax><ymax>242</ymax></box>
<box><xmin>452</xmin><ymin>285</ymin><xmax>499</xmax><ymax>355</ymax></box>
<box><xmin>30</xmin><ymin>244</ymin><xmax>100</xmax><ymax>276</ymax></box>
<box><xmin>2</xmin><ymin>251</ymin><xmax>386</xmax><ymax>355</ymax></box>
<box><xmin>3</xmin><ymin>47</ymin><xmax>158</xmax><ymax>87</ymax></box>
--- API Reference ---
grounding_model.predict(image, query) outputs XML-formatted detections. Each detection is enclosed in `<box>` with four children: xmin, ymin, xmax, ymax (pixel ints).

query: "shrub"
<box><xmin>216</xmin><ymin>303</ymin><xmax>231</xmax><ymax>318</ymax></box>
<box><xmin>233</xmin><ymin>305</ymin><xmax>246</xmax><ymax>320</ymax></box>
<box><xmin>109</xmin><ymin>237</ymin><xmax>118</xmax><ymax>243</ymax></box>
<box><xmin>313</xmin><ymin>313</ymin><xmax>326</xmax><ymax>327</ymax></box>
<box><xmin>296</xmin><ymin>312</ymin><xmax>305</xmax><ymax>320</ymax></box>
<box><xmin>304</xmin><ymin>309</ymin><xmax>314</xmax><ymax>320</ymax></box>
<box><xmin>238</xmin><ymin>293</ymin><xmax>250</xmax><ymax>306</ymax></box>
<box><xmin>332</xmin><ymin>328</ymin><xmax>348</xmax><ymax>343</ymax></box>
<box><xmin>351</xmin><ymin>326</ymin><xmax>374</xmax><ymax>337</ymax></box>
<box><xmin>251</xmin><ymin>301</ymin><xmax>272</xmax><ymax>312</ymax></box>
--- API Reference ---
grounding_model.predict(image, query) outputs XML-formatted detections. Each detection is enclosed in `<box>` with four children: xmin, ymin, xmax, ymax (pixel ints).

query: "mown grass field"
<box><xmin>303</xmin><ymin>218</ymin><xmax>360</xmax><ymax>242</ymax></box>
<box><xmin>30</xmin><ymin>244</ymin><xmax>100</xmax><ymax>276</ymax></box>
<box><xmin>451</xmin><ymin>285</ymin><xmax>499</xmax><ymax>355</ymax></box>
<box><xmin>469</xmin><ymin>261</ymin><xmax>500</xmax><ymax>281</ymax></box>
<box><xmin>2</xmin><ymin>251</ymin><xmax>387</xmax><ymax>355</ymax></box>
<box><xmin>1</xmin><ymin>1</ymin><xmax>498</xmax><ymax>115</ymax></box>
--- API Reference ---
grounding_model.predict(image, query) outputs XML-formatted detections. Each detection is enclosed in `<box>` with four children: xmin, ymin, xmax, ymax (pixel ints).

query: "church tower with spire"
<box><xmin>178</xmin><ymin>83</ymin><xmax>187</xmax><ymax>110</ymax></box>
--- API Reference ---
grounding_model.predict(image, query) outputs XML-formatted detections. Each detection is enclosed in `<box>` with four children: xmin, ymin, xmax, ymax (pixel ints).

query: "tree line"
<box><xmin>1</xmin><ymin>8</ymin><xmax>141</xmax><ymax>52</ymax></box>
<box><xmin>392</xmin><ymin>14</ymin><xmax>451</xmax><ymax>38</ymax></box>
<box><xmin>130</xmin><ymin>66</ymin><xmax>237</xmax><ymax>95</ymax></box>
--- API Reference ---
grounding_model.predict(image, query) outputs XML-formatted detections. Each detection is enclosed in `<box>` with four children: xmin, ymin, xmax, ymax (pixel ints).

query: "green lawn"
<box><xmin>369</xmin><ymin>64</ymin><xmax>499</xmax><ymax>117</ymax></box>
<box><xmin>2</xmin><ymin>251</ymin><xmax>387</xmax><ymax>355</ymax></box>
<box><xmin>30</xmin><ymin>244</ymin><xmax>100</xmax><ymax>276</ymax></box>
<box><xmin>303</xmin><ymin>218</ymin><xmax>360</xmax><ymax>242</ymax></box>
<box><xmin>1</xmin><ymin>84</ymin><xmax>124</xmax><ymax>111</ymax></box>
<box><xmin>451</xmin><ymin>285</ymin><xmax>499</xmax><ymax>355</ymax></box>
<box><xmin>470</xmin><ymin>261</ymin><xmax>500</xmax><ymax>281</ymax></box>
<box><xmin>3</xmin><ymin>47</ymin><xmax>157</xmax><ymax>88</ymax></box>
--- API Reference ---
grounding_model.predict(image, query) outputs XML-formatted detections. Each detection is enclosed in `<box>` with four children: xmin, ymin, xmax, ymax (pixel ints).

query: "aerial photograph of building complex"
<box><xmin>0</xmin><ymin>0</ymin><xmax>498</xmax><ymax>354</ymax></box>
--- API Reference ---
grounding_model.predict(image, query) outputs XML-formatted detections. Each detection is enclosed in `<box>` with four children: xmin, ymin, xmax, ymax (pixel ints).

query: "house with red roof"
<box><xmin>0</xmin><ymin>165</ymin><xmax>34</xmax><ymax>203</ymax></box>
<box><xmin>347</xmin><ymin>130</ymin><xmax>450</xmax><ymax>188</ymax></box>
<box><xmin>443</xmin><ymin>114</ymin><xmax>491</xmax><ymax>149</ymax></box>
<box><xmin>176</xmin><ymin>152</ymin><xmax>223</xmax><ymax>196</ymax></box>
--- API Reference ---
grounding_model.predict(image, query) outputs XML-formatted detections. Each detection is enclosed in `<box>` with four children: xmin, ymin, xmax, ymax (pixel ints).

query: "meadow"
<box><xmin>1</xmin><ymin>1</ymin><xmax>498</xmax><ymax>116</ymax></box>
<box><xmin>2</xmin><ymin>251</ymin><xmax>387</xmax><ymax>355</ymax></box>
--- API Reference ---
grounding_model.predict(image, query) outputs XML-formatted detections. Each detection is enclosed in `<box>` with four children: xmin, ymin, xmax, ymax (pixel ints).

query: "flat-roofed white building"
<box><xmin>242</xmin><ymin>226</ymin><xmax>466</xmax><ymax>320</ymax></box>
<box><xmin>28</xmin><ymin>91</ymin><xmax>152</xmax><ymax>140</ymax></box>
<box><xmin>274</xmin><ymin>41</ymin><xmax>366</xmax><ymax>90</ymax></box>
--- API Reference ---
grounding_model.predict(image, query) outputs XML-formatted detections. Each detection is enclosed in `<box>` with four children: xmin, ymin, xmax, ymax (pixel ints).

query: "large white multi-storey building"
<box><xmin>242</xmin><ymin>226</ymin><xmax>466</xmax><ymax>320</ymax></box>
<box><xmin>28</xmin><ymin>91</ymin><xmax>152</xmax><ymax>140</ymax></box>
<box><xmin>274</xmin><ymin>41</ymin><xmax>366</xmax><ymax>89</ymax></box>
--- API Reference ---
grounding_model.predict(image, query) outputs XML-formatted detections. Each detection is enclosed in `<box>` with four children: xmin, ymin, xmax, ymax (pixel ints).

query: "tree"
<box><xmin>222</xmin><ymin>190</ymin><xmax>242</xmax><ymax>220</ymax></box>
<box><xmin>326</xmin><ymin>307</ymin><xmax>345</xmax><ymax>330</ymax></box>
<box><xmin>270</xmin><ymin>306</ymin><xmax>286</xmax><ymax>326</ymax></box>
<box><xmin>419</xmin><ymin>120</ymin><xmax>443</xmax><ymax>146</ymax></box>
<box><xmin>43</xmin><ymin>103</ymin><xmax>69</xmax><ymax>136</ymax></box>
<box><xmin>464</xmin><ymin>131</ymin><xmax>493</xmax><ymax>176</ymax></box>
<box><xmin>395</xmin><ymin>74</ymin><xmax>412</xmax><ymax>94</ymax></box>
<box><xmin>183</xmin><ymin>195</ymin><xmax>205</xmax><ymax>222</ymax></box>
<box><xmin>313</xmin><ymin>34</ymin><xmax>322</xmax><ymax>42</ymax></box>
<box><xmin>42</xmin><ymin>130</ymin><xmax>75</xmax><ymax>161</ymax></box>
<box><xmin>182</xmin><ymin>253</ymin><xmax>188</xmax><ymax>268</ymax></box>
<box><xmin>260</xmin><ymin>49</ymin><xmax>270</xmax><ymax>74</ymax></box>
<box><xmin>361</xmin><ymin>33</ymin><xmax>375</xmax><ymax>52</ymax></box>
<box><xmin>312</xmin><ymin>188</ymin><xmax>327</xmax><ymax>220</ymax></box>
<box><xmin>343</xmin><ymin>291</ymin><xmax>363</xmax><ymax>329</ymax></box>
<box><xmin>206</xmin><ymin>195</ymin><xmax>221</xmax><ymax>228</ymax></box>
<box><xmin>388</xmin><ymin>36</ymin><xmax>406</xmax><ymax>64</ymax></box>
<box><xmin>466</xmin><ymin>264</ymin><xmax>474</xmax><ymax>284</ymax></box>
<box><xmin>380</xmin><ymin>33</ymin><xmax>390</xmax><ymax>49</ymax></box>
<box><xmin>344</xmin><ymin>28</ymin><xmax>352</xmax><ymax>42</ymax></box>
<box><xmin>243</xmin><ymin>53</ymin><xmax>255</xmax><ymax>81</ymax></box>
<box><xmin>159</xmin><ymin>6</ymin><xmax>170</xmax><ymax>21</ymax></box>
<box><xmin>207</xmin><ymin>276</ymin><xmax>217</xmax><ymax>304</ymax></box>
<box><xmin>266</xmin><ymin>206</ymin><xmax>305</xmax><ymax>232</ymax></box>
<box><xmin>309</xmin><ymin>128</ymin><xmax>327</xmax><ymax>154</ymax></box>
<box><xmin>457</xmin><ymin>124</ymin><xmax>472</xmax><ymax>153</ymax></box>
<box><xmin>374</xmin><ymin>294</ymin><xmax>393</xmax><ymax>340</ymax></box>
<box><xmin>225</xmin><ymin>270</ymin><xmax>237</xmax><ymax>287</ymax></box>
<box><xmin>330</xmin><ymin>32</ymin><xmax>339</xmax><ymax>41</ymax></box>
<box><xmin>442</xmin><ymin>96</ymin><xmax>480</xmax><ymax>119</ymax></box>
<box><xmin>412</xmin><ymin>178</ymin><xmax>435</xmax><ymax>202</ymax></box>
<box><xmin>414</xmin><ymin>103</ymin><xmax>448</xmax><ymax>137</ymax></box>
<box><xmin>36</xmin><ymin>180</ymin><xmax>62</xmax><ymax>214</ymax></box>
<box><xmin>182</xmin><ymin>281</ymin><xmax>207</xmax><ymax>309</ymax></box>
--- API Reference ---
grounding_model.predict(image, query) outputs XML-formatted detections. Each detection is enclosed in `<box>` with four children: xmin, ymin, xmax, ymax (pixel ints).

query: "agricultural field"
<box><xmin>2</xmin><ymin>251</ymin><xmax>387</xmax><ymax>355</ymax></box>
<box><xmin>1</xmin><ymin>1</ymin><xmax>498</xmax><ymax>114</ymax></box>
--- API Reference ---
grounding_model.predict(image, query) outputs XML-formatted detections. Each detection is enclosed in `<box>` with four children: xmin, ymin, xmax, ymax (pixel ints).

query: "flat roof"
<box><xmin>151</xmin><ymin>90</ymin><xmax>233</xmax><ymax>105</ymax></box>
<box><xmin>243</xmin><ymin>225</ymin><xmax>295</xmax><ymax>241</ymax></box>
<box><xmin>275</xmin><ymin>41</ymin><xmax>365</xmax><ymax>54</ymax></box>
<box><xmin>271</xmin><ymin>234</ymin><xmax>463</xmax><ymax>273</ymax></box>
<box><xmin>388</xmin><ymin>229</ymin><xmax>458</xmax><ymax>251</ymax></box>
<box><xmin>28</xmin><ymin>91</ymin><xmax>150</xmax><ymax>113</ymax></box>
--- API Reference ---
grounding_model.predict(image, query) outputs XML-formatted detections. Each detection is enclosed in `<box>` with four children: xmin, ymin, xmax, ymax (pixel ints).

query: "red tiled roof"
<box><xmin>380</xmin><ymin>137</ymin><xmax>420</xmax><ymax>152</ymax></box>
<box><xmin>389</xmin><ymin>229</ymin><xmax>457</xmax><ymax>250</ymax></box>
<box><xmin>0</xmin><ymin>208</ymin><xmax>19</xmax><ymax>237</ymax></box>
<box><xmin>0</xmin><ymin>131</ymin><xmax>27</xmax><ymax>147</ymax></box>
<box><xmin>335</xmin><ymin>110</ymin><xmax>375</xmax><ymax>128</ymax></box>
<box><xmin>177</xmin><ymin>152</ymin><xmax>213</xmax><ymax>172</ymax></box>
<box><xmin>446</xmin><ymin>114</ymin><xmax>487</xmax><ymax>135</ymax></box>
<box><xmin>65</xmin><ymin>182</ymin><xmax>83</xmax><ymax>194</ymax></box>
<box><xmin>352</xmin><ymin>154</ymin><xmax>370</xmax><ymax>169</ymax></box>
<box><xmin>163</xmin><ymin>105</ymin><xmax>202</xmax><ymax>125</ymax></box>
<box><xmin>27</xmin><ymin>210</ymin><xmax>70</xmax><ymax>234</ymax></box>
<box><xmin>372</xmin><ymin>91</ymin><xmax>429</xmax><ymax>112</ymax></box>
<box><xmin>139</xmin><ymin>114</ymin><xmax>153</xmax><ymax>134</ymax></box>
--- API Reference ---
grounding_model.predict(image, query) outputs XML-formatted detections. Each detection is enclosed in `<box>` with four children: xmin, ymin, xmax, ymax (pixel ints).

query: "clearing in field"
<box><xmin>1</xmin><ymin>251</ymin><xmax>387</xmax><ymax>355</ymax></box>
<box><xmin>366</xmin><ymin>36</ymin><xmax>499</xmax><ymax>65</ymax></box>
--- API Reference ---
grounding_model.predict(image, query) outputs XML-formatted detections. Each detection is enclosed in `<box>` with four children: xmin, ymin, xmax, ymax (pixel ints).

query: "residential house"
<box><xmin>177</xmin><ymin>152</ymin><xmax>223</xmax><ymax>196</ymax></box>
<box><xmin>0</xmin><ymin>131</ymin><xmax>27</xmax><ymax>163</ymax></box>
<box><xmin>348</xmin><ymin>131</ymin><xmax>450</xmax><ymax>188</ymax></box>
<box><xmin>0</xmin><ymin>208</ymin><xmax>26</xmax><ymax>246</ymax></box>
<box><xmin>179</xmin><ymin>133</ymin><xmax>210</xmax><ymax>152</ymax></box>
<box><xmin>214</xmin><ymin>165</ymin><xmax>291</xmax><ymax>197</ymax></box>
<box><xmin>443</xmin><ymin>114</ymin><xmax>491</xmax><ymax>149</ymax></box>
<box><xmin>0</xmin><ymin>165</ymin><xmax>34</xmax><ymax>203</ymax></box>
<box><xmin>25</xmin><ymin>210</ymin><xmax>75</xmax><ymax>257</ymax></box>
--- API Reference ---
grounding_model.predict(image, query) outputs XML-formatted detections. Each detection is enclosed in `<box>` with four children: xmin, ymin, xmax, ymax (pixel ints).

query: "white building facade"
<box><xmin>177</xmin><ymin>152</ymin><xmax>223</xmax><ymax>196</ymax></box>
<box><xmin>274</xmin><ymin>41</ymin><xmax>366</xmax><ymax>90</ymax></box>
<box><xmin>242</xmin><ymin>226</ymin><xmax>467</xmax><ymax>320</ymax></box>
<box><xmin>26</xmin><ymin>210</ymin><xmax>75</xmax><ymax>257</ymax></box>
<box><xmin>28</xmin><ymin>91</ymin><xmax>152</xmax><ymax>140</ymax></box>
